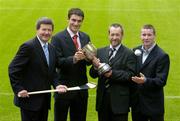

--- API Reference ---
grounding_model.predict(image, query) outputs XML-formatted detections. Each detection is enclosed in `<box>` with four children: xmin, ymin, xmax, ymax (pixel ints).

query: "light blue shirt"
<box><xmin>141</xmin><ymin>43</ymin><xmax>156</xmax><ymax>63</ymax></box>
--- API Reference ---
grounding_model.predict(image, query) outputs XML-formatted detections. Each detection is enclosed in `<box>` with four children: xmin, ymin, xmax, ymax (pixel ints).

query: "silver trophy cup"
<box><xmin>83</xmin><ymin>42</ymin><xmax>111</xmax><ymax>75</ymax></box>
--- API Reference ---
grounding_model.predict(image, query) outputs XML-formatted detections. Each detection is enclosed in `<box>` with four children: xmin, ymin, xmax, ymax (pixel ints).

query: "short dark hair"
<box><xmin>36</xmin><ymin>17</ymin><xmax>54</xmax><ymax>31</ymax></box>
<box><xmin>109</xmin><ymin>23</ymin><xmax>124</xmax><ymax>35</ymax></box>
<box><xmin>68</xmin><ymin>8</ymin><xmax>84</xmax><ymax>20</ymax></box>
<box><xmin>142</xmin><ymin>24</ymin><xmax>156</xmax><ymax>35</ymax></box>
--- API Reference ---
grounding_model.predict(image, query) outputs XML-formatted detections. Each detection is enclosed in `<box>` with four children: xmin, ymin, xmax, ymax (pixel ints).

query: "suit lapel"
<box><xmin>104</xmin><ymin>47</ymin><xmax>110</xmax><ymax>64</ymax></box>
<box><xmin>34</xmin><ymin>37</ymin><xmax>49</xmax><ymax>68</ymax></box>
<box><xmin>137</xmin><ymin>54</ymin><xmax>143</xmax><ymax>70</ymax></box>
<box><xmin>141</xmin><ymin>45</ymin><xmax>158</xmax><ymax>70</ymax></box>
<box><xmin>63</xmin><ymin>30</ymin><xmax>77</xmax><ymax>52</ymax></box>
<box><xmin>79</xmin><ymin>32</ymin><xmax>87</xmax><ymax>48</ymax></box>
<box><xmin>48</xmin><ymin>44</ymin><xmax>53</xmax><ymax>69</ymax></box>
<box><xmin>135</xmin><ymin>47</ymin><xmax>143</xmax><ymax>70</ymax></box>
<box><xmin>110</xmin><ymin>45</ymin><xmax>124</xmax><ymax>65</ymax></box>
<box><xmin>97</xmin><ymin>47</ymin><xmax>109</xmax><ymax>64</ymax></box>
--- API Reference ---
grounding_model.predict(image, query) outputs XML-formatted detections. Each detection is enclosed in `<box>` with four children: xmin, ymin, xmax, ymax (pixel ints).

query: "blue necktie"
<box><xmin>43</xmin><ymin>44</ymin><xmax>49</xmax><ymax>66</ymax></box>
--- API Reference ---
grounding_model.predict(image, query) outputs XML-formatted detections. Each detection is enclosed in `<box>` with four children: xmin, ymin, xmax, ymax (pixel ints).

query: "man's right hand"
<box><xmin>18</xmin><ymin>90</ymin><xmax>29</xmax><ymax>98</ymax></box>
<box><xmin>56</xmin><ymin>85</ymin><xmax>67</xmax><ymax>93</ymax></box>
<box><xmin>104</xmin><ymin>70</ymin><xmax>112</xmax><ymax>78</ymax></box>
<box><xmin>73</xmin><ymin>49</ymin><xmax>86</xmax><ymax>63</ymax></box>
<box><xmin>92</xmin><ymin>57</ymin><xmax>100</xmax><ymax>68</ymax></box>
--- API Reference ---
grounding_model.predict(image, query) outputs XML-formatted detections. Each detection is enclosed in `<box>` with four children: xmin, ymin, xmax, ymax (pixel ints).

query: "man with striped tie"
<box><xmin>90</xmin><ymin>23</ymin><xmax>136</xmax><ymax>121</ymax></box>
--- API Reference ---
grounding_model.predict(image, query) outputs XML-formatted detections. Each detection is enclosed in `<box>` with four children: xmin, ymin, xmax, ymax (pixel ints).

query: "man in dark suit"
<box><xmin>8</xmin><ymin>17</ymin><xmax>67</xmax><ymax>121</ymax></box>
<box><xmin>89</xmin><ymin>23</ymin><xmax>136</xmax><ymax>121</ymax></box>
<box><xmin>131</xmin><ymin>24</ymin><xmax>170</xmax><ymax>121</ymax></box>
<box><xmin>51</xmin><ymin>8</ymin><xmax>91</xmax><ymax>121</ymax></box>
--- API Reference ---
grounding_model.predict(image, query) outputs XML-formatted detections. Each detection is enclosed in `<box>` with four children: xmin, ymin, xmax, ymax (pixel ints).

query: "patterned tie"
<box><xmin>72</xmin><ymin>35</ymin><xmax>79</xmax><ymax>50</ymax></box>
<box><xmin>105</xmin><ymin>48</ymin><xmax>116</xmax><ymax>88</ymax></box>
<box><xmin>43</xmin><ymin>44</ymin><xmax>49</xmax><ymax>66</ymax></box>
<box><xmin>109</xmin><ymin>48</ymin><xmax>116</xmax><ymax>63</ymax></box>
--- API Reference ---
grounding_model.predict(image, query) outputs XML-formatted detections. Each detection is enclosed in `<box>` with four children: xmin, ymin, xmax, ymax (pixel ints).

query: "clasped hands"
<box><xmin>131</xmin><ymin>73</ymin><xmax>146</xmax><ymax>84</ymax></box>
<box><xmin>73</xmin><ymin>49</ymin><xmax>87</xmax><ymax>63</ymax></box>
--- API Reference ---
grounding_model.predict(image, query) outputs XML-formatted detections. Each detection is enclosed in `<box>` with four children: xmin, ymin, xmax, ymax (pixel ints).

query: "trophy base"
<box><xmin>98</xmin><ymin>63</ymin><xmax>111</xmax><ymax>75</ymax></box>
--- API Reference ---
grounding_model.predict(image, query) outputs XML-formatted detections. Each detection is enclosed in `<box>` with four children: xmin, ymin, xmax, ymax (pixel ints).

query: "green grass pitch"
<box><xmin>0</xmin><ymin>0</ymin><xmax>180</xmax><ymax>120</ymax></box>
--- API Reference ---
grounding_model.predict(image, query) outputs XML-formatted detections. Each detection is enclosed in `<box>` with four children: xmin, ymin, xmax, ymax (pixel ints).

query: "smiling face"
<box><xmin>68</xmin><ymin>14</ymin><xmax>83</xmax><ymax>34</ymax></box>
<box><xmin>141</xmin><ymin>28</ymin><xmax>155</xmax><ymax>49</ymax></box>
<box><xmin>109</xmin><ymin>26</ymin><xmax>123</xmax><ymax>47</ymax></box>
<box><xmin>37</xmin><ymin>24</ymin><xmax>53</xmax><ymax>43</ymax></box>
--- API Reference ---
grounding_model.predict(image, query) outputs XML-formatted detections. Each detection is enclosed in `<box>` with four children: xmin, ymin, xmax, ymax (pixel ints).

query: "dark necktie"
<box><xmin>105</xmin><ymin>48</ymin><xmax>115</xmax><ymax>88</ymax></box>
<box><xmin>72</xmin><ymin>35</ymin><xmax>79</xmax><ymax>50</ymax></box>
<box><xmin>109</xmin><ymin>48</ymin><xmax>116</xmax><ymax>62</ymax></box>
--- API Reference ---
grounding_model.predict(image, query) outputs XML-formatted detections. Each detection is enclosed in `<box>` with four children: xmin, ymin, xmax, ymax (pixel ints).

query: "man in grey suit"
<box><xmin>8</xmin><ymin>17</ymin><xmax>67</xmax><ymax>121</ymax></box>
<box><xmin>89</xmin><ymin>23</ymin><xmax>136</xmax><ymax>121</ymax></box>
<box><xmin>51</xmin><ymin>8</ymin><xmax>91</xmax><ymax>121</ymax></box>
<box><xmin>131</xmin><ymin>24</ymin><xmax>170</xmax><ymax>121</ymax></box>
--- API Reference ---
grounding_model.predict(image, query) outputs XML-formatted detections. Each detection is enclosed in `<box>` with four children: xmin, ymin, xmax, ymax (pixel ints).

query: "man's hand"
<box><xmin>92</xmin><ymin>57</ymin><xmax>101</xmax><ymax>69</ymax></box>
<box><xmin>131</xmin><ymin>73</ymin><xmax>146</xmax><ymax>84</ymax></box>
<box><xmin>18</xmin><ymin>90</ymin><xmax>29</xmax><ymax>98</ymax></box>
<box><xmin>73</xmin><ymin>49</ymin><xmax>86</xmax><ymax>63</ymax></box>
<box><xmin>104</xmin><ymin>70</ymin><xmax>112</xmax><ymax>78</ymax></box>
<box><xmin>56</xmin><ymin>85</ymin><xmax>68</xmax><ymax>93</ymax></box>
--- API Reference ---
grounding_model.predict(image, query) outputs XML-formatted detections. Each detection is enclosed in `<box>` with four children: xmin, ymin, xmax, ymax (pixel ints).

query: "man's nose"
<box><xmin>144</xmin><ymin>35</ymin><xmax>149</xmax><ymax>39</ymax></box>
<box><xmin>45</xmin><ymin>30</ymin><xmax>50</xmax><ymax>34</ymax></box>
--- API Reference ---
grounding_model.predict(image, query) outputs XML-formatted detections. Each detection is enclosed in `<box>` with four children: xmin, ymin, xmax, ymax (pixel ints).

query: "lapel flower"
<box><xmin>134</xmin><ymin>49</ymin><xmax>142</xmax><ymax>56</ymax></box>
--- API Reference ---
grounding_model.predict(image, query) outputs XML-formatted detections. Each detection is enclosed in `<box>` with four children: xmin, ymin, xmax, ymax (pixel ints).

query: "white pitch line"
<box><xmin>0</xmin><ymin>92</ymin><xmax>13</xmax><ymax>96</ymax></box>
<box><xmin>0</xmin><ymin>92</ymin><xmax>180</xmax><ymax>99</ymax></box>
<box><xmin>165</xmin><ymin>96</ymin><xmax>180</xmax><ymax>99</ymax></box>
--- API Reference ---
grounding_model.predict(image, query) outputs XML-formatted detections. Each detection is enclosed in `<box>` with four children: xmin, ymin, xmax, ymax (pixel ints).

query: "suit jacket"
<box><xmin>133</xmin><ymin>44</ymin><xmax>170</xmax><ymax>115</ymax></box>
<box><xmin>8</xmin><ymin>37</ymin><xmax>59</xmax><ymax>111</ymax></box>
<box><xmin>51</xmin><ymin>29</ymin><xmax>91</xmax><ymax>99</ymax></box>
<box><xmin>90</xmin><ymin>45</ymin><xmax>136</xmax><ymax>114</ymax></box>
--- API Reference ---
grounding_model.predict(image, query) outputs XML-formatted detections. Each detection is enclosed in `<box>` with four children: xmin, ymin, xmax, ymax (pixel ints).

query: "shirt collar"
<box><xmin>110</xmin><ymin>44</ymin><xmax>121</xmax><ymax>51</ymax></box>
<box><xmin>141</xmin><ymin>43</ymin><xmax>156</xmax><ymax>53</ymax></box>
<box><xmin>37</xmin><ymin>35</ymin><xmax>48</xmax><ymax>47</ymax></box>
<box><xmin>67</xmin><ymin>27</ymin><xmax>79</xmax><ymax>38</ymax></box>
